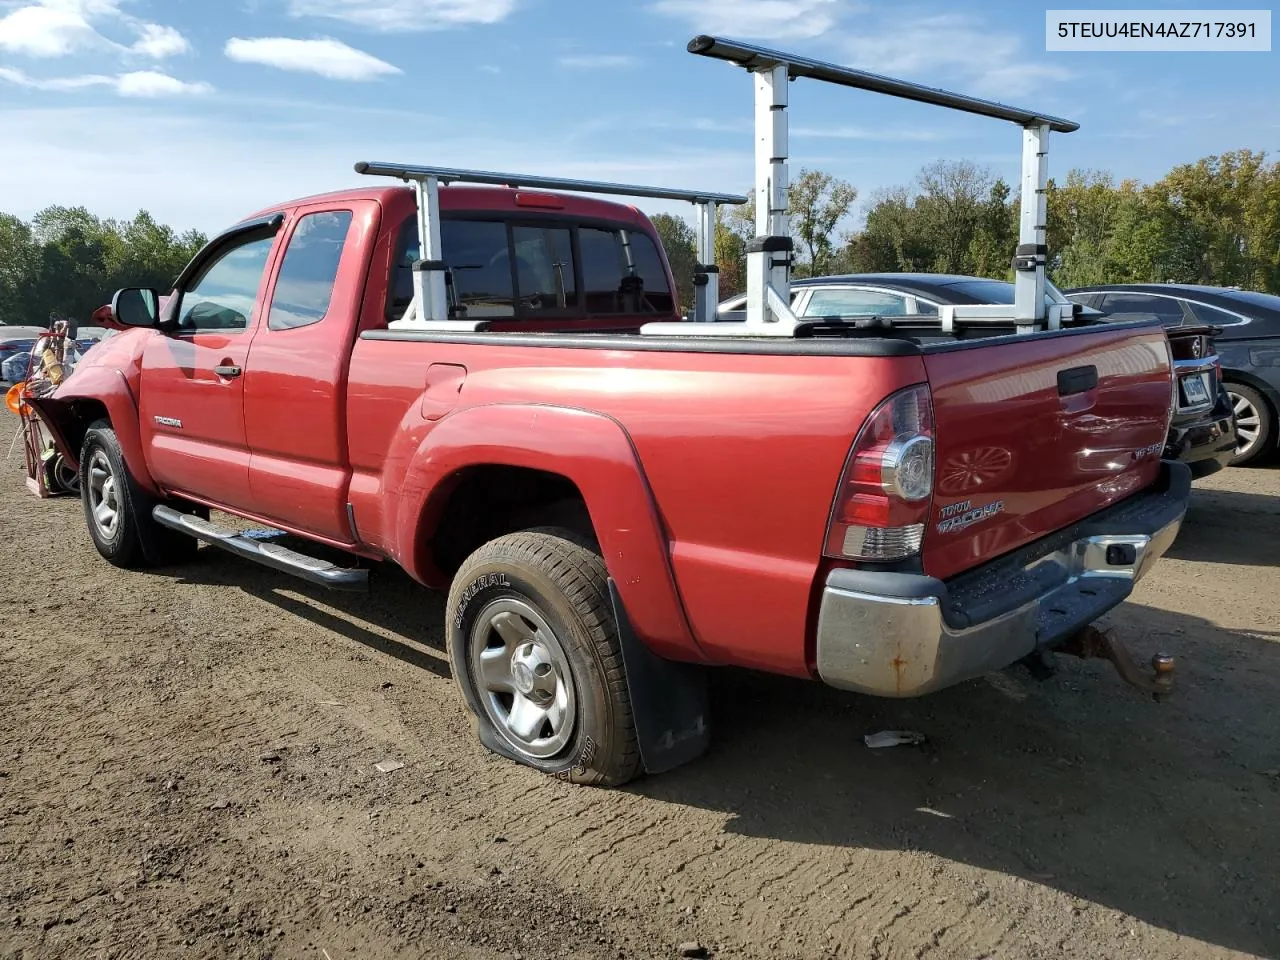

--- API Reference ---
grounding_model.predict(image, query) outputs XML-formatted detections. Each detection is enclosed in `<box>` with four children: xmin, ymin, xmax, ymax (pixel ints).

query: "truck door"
<box><xmin>138</xmin><ymin>218</ymin><xmax>283</xmax><ymax>507</ymax></box>
<box><xmin>242</xmin><ymin>201</ymin><xmax>378</xmax><ymax>543</ymax></box>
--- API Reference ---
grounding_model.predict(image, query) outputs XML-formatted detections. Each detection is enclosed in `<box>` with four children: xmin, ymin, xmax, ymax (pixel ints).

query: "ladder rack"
<box><xmin>357</xmin><ymin>36</ymin><xmax>1080</xmax><ymax>339</ymax></box>
<box><xmin>353</xmin><ymin>161</ymin><xmax>746</xmax><ymax>328</ymax></box>
<box><xmin>637</xmin><ymin>35</ymin><xmax>1080</xmax><ymax>338</ymax></box>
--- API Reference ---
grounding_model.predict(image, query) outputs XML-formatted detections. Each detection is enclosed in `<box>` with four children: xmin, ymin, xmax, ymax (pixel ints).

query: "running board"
<box><xmin>152</xmin><ymin>506</ymin><xmax>369</xmax><ymax>592</ymax></box>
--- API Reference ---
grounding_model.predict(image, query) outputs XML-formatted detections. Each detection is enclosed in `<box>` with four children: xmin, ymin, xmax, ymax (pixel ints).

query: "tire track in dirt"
<box><xmin>3</xmin><ymin>463</ymin><xmax>1280</xmax><ymax>959</ymax></box>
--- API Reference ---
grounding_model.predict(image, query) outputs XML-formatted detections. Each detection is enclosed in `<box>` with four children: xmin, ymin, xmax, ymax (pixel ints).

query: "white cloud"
<box><xmin>0</xmin><ymin>0</ymin><xmax>192</xmax><ymax>59</ymax></box>
<box><xmin>285</xmin><ymin>0</ymin><xmax>518</xmax><ymax>31</ymax></box>
<box><xmin>225</xmin><ymin>36</ymin><xmax>402</xmax><ymax>81</ymax></box>
<box><xmin>0</xmin><ymin>103</ymin><xmax>752</xmax><ymax>234</ymax></box>
<box><xmin>558</xmin><ymin>54</ymin><xmax>637</xmax><ymax>69</ymax></box>
<box><xmin>115</xmin><ymin>70</ymin><xmax>211</xmax><ymax>96</ymax></box>
<box><xmin>130</xmin><ymin>23</ymin><xmax>189</xmax><ymax>58</ymax></box>
<box><xmin>649</xmin><ymin>0</ymin><xmax>848</xmax><ymax>41</ymax></box>
<box><xmin>792</xmin><ymin>124</ymin><xmax>945</xmax><ymax>142</ymax></box>
<box><xmin>0</xmin><ymin>64</ymin><xmax>211</xmax><ymax>95</ymax></box>
<box><xmin>0</xmin><ymin>3</ymin><xmax>99</xmax><ymax>56</ymax></box>
<box><xmin>839</xmin><ymin>14</ymin><xmax>1071</xmax><ymax>97</ymax></box>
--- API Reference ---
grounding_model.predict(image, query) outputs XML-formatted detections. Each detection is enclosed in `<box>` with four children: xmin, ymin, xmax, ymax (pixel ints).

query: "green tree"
<box><xmin>0</xmin><ymin>213</ymin><xmax>39</xmax><ymax>324</ymax></box>
<box><xmin>0</xmin><ymin>205</ymin><xmax>207</xmax><ymax>328</ymax></box>
<box><xmin>913</xmin><ymin>160</ymin><xmax>994</xmax><ymax>274</ymax></box>
<box><xmin>650</xmin><ymin>213</ymin><xmax>698</xmax><ymax>310</ymax></box>
<box><xmin>789</xmin><ymin>168</ymin><xmax>857</xmax><ymax>277</ymax></box>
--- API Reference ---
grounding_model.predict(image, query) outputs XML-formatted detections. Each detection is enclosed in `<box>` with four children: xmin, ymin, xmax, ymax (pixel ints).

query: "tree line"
<box><xmin>5</xmin><ymin>149</ymin><xmax>1276</xmax><ymax>328</ymax></box>
<box><xmin>0</xmin><ymin>207</ymin><xmax>206</xmax><ymax>328</ymax></box>
<box><xmin>654</xmin><ymin>148</ymin><xmax>1280</xmax><ymax>304</ymax></box>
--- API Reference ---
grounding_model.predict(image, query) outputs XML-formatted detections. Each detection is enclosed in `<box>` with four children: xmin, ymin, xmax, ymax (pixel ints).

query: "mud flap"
<box><xmin>608</xmin><ymin>579</ymin><xmax>711</xmax><ymax>775</ymax></box>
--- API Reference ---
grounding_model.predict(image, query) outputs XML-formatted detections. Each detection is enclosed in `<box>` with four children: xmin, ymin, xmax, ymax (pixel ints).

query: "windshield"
<box><xmin>941</xmin><ymin>278</ymin><xmax>1068</xmax><ymax>305</ymax></box>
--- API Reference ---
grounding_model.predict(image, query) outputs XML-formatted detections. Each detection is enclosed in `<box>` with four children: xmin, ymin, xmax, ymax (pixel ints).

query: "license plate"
<box><xmin>1180</xmin><ymin>374</ymin><xmax>1209</xmax><ymax>406</ymax></box>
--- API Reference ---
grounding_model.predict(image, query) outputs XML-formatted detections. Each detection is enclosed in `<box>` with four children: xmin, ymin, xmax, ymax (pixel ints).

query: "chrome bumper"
<box><xmin>815</xmin><ymin>463</ymin><xmax>1190</xmax><ymax>698</ymax></box>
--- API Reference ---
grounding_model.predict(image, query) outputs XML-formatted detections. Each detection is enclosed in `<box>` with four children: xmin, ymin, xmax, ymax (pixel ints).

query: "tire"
<box><xmin>446</xmin><ymin>528</ymin><xmax>640</xmax><ymax>787</ymax></box>
<box><xmin>79</xmin><ymin>420</ymin><xmax>201</xmax><ymax>568</ymax></box>
<box><xmin>1226</xmin><ymin>383</ymin><xmax>1274</xmax><ymax>467</ymax></box>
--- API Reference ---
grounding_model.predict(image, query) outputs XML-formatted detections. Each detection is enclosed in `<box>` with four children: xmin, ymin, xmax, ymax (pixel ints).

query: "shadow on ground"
<box><xmin>163</xmin><ymin>534</ymin><xmax>1279</xmax><ymax>956</ymax></box>
<box><xmin>1169</xmin><ymin>484</ymin><xmax>1280</xmax><ymax>567</ymax></box>
<box><xmin>170</xmin><ymin>545</ymin><xmax>451</xmax><ymax>679</ymax></box>
<box><xmin>634</xmin><ymin>604</ymin><xmax>1280</xmax><ymax>958</ymax></box>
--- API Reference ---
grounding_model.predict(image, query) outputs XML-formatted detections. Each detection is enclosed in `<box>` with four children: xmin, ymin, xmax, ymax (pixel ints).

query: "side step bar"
<box><xmin>152</xmin><ymin>506</ymin><xmax>369</xmax><ymax>592</ymax></box>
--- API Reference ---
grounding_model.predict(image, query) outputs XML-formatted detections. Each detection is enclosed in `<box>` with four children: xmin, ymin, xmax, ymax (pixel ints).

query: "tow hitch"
<box><xmin>1059</xmin><ymin>625</ymin><xmax>1176</xmax><ymax>701</ymax></box>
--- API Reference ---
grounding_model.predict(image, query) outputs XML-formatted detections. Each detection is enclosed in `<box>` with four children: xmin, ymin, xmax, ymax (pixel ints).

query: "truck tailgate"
<box><xmin>922</xmin><ymin>323</ymin><xmax>1173</xmax><ymax>580</ymax></box>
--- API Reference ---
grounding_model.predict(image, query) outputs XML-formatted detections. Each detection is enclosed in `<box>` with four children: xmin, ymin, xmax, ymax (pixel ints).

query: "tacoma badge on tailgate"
<box><xmin>937</xmin><ymin>498</ymin><xmax>1006</xmax><ymax>535</ymax></box>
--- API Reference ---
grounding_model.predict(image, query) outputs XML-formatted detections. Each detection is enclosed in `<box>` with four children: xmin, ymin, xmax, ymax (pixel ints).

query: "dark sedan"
<box><xmin>1066</xmin><ymin>284</ymin><xmax>1278</xmax><ymax>466</ymax></box>
<box><xmin>720</xmin><ymin>273</ymin><xmax>1237</xmax><ymax>478</ymax></box>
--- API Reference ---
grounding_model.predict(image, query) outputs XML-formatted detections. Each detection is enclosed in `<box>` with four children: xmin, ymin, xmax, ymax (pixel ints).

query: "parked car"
<box><xmin>0</xmin><ymin>326</ymin><xmax>112</xmax><ymax>385</ymax></box>
<box><xmin>723</xmin><ymin>275</ymin><xmax>1236</xmax><ymax>478</ymax></box>
<box><xmin>0</xmin><ymin>326</ymin><xmax>48</xmax><ymax>385</ymax></box>
<box><xmin>1065</xmin><ymin>284</ymin><xmax>1279</xmax><ymax>466</ymax></box>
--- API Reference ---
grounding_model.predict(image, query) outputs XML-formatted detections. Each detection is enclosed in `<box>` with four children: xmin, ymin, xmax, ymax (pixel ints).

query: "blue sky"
<box><xmin>1</xmin><ymin>0</ymin><xmax>1277</xmax><ymax>235</ymax></box>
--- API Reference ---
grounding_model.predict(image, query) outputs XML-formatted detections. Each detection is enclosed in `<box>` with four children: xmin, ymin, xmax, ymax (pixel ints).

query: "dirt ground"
<box><xmin>1</xmin><ymin>456</ymin><xmax>1278</xmax><ymax>960</ymax></box>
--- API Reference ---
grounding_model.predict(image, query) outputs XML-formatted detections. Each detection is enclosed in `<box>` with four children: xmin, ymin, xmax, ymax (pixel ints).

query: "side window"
<box><xmin>1100</xmin><ymin>293</ymin><xmax>1186</xmax><ymax>326</ymax></box>
<box><xmin>268</xmin><ymin>211</ymin><xmax>352</xmax><ymax>331</ymax></box>
<box><xmin>442</xmin><ymin>220</ymin><xmax>516</xmax><ymax>318</ymax></box>
<box><xmin>177</xmin><ymin>234</ymin><xmax>275</xmax><ymax>333</ymax></box>
<box><xmin>512</xmin><ymin>225</ymin><xmax>577</xmax><ymax>312</ymax></box>
<box><xmin>912</xmin><ymin>298</ymin><xmax>938</xmax><ymax>316</ymax></box>
<box><xmin>388</xmin><ymin>217</ymin><xmax>518</xmax><ymax>320</ymax></box>
<box><xmin>803</xmin><ymin>288</ymin><xmax>910</xmax><ymax>317</ymax></box>
<box><xmin>627</xmin><ymin>232</ymin><xmax>674</xmax><ymax>314</ymax></box>
<box><xmin>1188</xmin><ymin>302</ymin><xmax>1246</xmax><ymax>327</ymax></box>
<box><xmin>579</xmin><ymin>227</ymin><xmax>627</xmax><ymax>313</ymax></box>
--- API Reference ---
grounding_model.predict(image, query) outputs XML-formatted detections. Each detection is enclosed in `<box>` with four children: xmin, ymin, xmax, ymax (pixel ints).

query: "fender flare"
<box><xmin>31</xmin><ymin>366</ymin><xmax>161</xmax><ymax>496</ymax></box>
<box><xmin>391</xmin><ymin>402</ymin><xmax>708</xmax><ymax>664</ymax></box>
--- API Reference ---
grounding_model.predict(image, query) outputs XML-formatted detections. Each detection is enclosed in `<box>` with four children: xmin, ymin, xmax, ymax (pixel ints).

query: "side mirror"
<box><xmin>111</xmin><ymin>287</ymin><xmax>160</xmax><ymax>328</ymax></box>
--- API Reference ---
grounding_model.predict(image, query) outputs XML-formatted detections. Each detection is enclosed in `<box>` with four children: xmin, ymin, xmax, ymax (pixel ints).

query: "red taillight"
<box><xmin>824</xmin><ymin>384</ymin><xmax>935</xmax><ymax>561</ymax></box>
<box><xmin>514</xmin><ymin>192</ymin><xmax>564</xmax><ymax>209</ymax></box>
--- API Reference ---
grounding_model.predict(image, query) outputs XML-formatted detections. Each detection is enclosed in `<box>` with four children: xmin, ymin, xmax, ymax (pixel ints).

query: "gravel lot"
<box><xmin>1</xmin><ymin>452</ymin><xmax>1277</xmax><ymax>960</ymax></box>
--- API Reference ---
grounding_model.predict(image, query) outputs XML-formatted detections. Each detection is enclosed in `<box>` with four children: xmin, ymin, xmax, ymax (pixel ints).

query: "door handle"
<box><xmin>214</xmin><ymin>364</ymin><xmax>242</xmax><ymax>378</ymax></box>
<box><xmin>1057</xmin><ymin>364</ymin><xmax>1098</xmax><ymax>397</ymax></box>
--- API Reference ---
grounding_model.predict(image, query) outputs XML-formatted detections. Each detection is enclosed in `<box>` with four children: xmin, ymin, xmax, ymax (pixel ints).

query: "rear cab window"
<box><xmin>269</xmin><ymin>210</ymin><xmax>354</xmax><ymax>331</ymax></box>
<box><xmin>387</xmin><ymin>214</ymin><xmax>673</xmax><ymax>325</ymax></box>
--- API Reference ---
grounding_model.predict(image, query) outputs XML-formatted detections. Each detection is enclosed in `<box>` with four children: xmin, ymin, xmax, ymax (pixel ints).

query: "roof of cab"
<box><xmin>239</xmin><ymin>183</ymin><xmax>655</xmax><ymax>231</ymax></box>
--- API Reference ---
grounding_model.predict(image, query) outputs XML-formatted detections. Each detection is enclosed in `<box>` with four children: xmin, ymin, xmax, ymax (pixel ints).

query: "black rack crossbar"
<box><xmin>354</xmin><ymin>161</ymin><xmax>747</xmax><ymax>206</ymax></box>
<box><xmin>687</xmin><ymin>35</ymin><xmax>1079</xmax><ymax>134</ymax></box>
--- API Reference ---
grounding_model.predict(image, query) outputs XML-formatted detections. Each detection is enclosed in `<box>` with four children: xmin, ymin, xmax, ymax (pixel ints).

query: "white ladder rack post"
<box><xmin>746</xmin><ymin>62</ymin><xmax>800</xmax><ymax>333</ymax></box>
<box><xmin>413</xmin><ymin>176</ymin><xmax>448</xmax><ymax>323</ymax></box>
<box><xmin>692</xmin><ymin>200</ymin><xmax>720</xmax><ymax>322</ymax></box>
<box><xmin>1014</xmin><ymin>123</ymin><xmax>1051</xmax><ymax>332</ymax></box>
<box><xmin>685</xmin><ymin>35</ymin><xmax>1080</xmax><ymax>338</ymax></box>
<box><xmin>353</xmin><ymin>161</ymin><xmax>746</xmax><ymax>330</ymax></box>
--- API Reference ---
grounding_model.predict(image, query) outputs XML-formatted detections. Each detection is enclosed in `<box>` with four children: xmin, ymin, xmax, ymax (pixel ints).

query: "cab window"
<box><xmin>178</xmin><ymin>234</ymin><xmax>276</xmax><ymax>334</ymax></box>
<box><xmin>388</xmin><ymin>215</ymin><xmax>673</xmax><ymax>320</ymax></box>
<box><xmin>268</xmin><ymin>211</ymin><xmax>352</xmax><ymax>331</ymax></box>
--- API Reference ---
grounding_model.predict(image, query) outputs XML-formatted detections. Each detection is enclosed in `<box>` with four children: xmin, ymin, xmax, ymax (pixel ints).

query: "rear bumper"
<box><xmin>815</xmin><ymin>460</ymin><xmax>1191</xmax><ymax>698</ymax></box>
<box><xmin>1168</xmin><ymin>387</ymin><xmax>1237</xmax><ymax>478</ymax></box>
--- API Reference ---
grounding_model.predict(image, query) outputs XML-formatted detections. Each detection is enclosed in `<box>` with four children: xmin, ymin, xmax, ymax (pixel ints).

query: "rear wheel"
<box><xmin>79</xmin><ymin>420</ymin><xmax>202</xmax><ymax>568</ymax></box>
<box><xmin>446</xmin><ymin>529</ymin><xmax>640</xmax><ymax>787</ymax></box>
<box><xmin>1226</xmin><ymin>384</ymin><xmax>1274</xmax><ymax>466</ymax></box>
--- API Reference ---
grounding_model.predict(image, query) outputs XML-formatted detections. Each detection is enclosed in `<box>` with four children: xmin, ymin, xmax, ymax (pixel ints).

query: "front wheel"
<box><xmin>1226</xmin><ymin>384</ymin><xmax>1274</xmax><ymax>466</ymax></box>
<box><xmin>79</xmin><ymin>420</ymin><xmax>201</xmax><ymax>568</ymax></box>
<box><xmin>446</xmin><ymin>529</ymin><xmax>641</xmax><ymax>787</ymax></box>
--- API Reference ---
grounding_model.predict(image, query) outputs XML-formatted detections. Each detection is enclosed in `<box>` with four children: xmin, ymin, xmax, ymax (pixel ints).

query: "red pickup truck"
<box><xmin>31</xmin><ymin>38</ymin><xmax>1190</xmax><ymax>787</ymax></box>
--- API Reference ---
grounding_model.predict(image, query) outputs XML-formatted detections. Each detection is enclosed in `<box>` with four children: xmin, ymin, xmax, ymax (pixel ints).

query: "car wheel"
<box><xmin>1226</xmin><ymin>384</ymin><xmax>1274</xmax><ymax>466</ymax></box>
<box><xmin>79</xmin><ymin>420</ymin><xmax>202</xmax><ymax>567</ymax></box>
<box><xmin>447</xmin><ymin>528</ymin><xmax>641</xmax><ymax>787</ymax></box>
